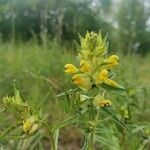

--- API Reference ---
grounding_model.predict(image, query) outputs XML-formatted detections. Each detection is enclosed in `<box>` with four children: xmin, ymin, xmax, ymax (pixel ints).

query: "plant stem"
<box><xmin>89</xmin><ymin>95</ymin><xmax>95</xmax><ymax>150</ymax></box>
<box><xmin>89</xmin><ymin>132</ymin><xmax>94</xmax><ymax>150</ymax></box>
<box><xmin>41</xmin><ymin>121</ymin><xmax>56</xmax><ymax>150</ymax></box>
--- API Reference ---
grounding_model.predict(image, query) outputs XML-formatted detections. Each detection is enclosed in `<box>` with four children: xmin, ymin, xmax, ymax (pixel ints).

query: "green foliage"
<box><xmin>0</xmin><ymin>35</ymin><xmax>150</xmax><ymax>149</ymax></box>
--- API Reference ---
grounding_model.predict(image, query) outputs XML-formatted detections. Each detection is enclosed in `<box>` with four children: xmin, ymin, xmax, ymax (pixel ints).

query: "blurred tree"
<box><xmin>116</xmin><ymin>0</ymin><xmax>150</xmax><ymax>55</ymax></box>
<box><xmin>60</xmin><ymin>0</ymin><xmax>113</xmax><ymax>43</ymax></box>
<box><xmin>0</xmin><ymin>0</ymin><xmax>149</xmax><ymax>55</ymax></box>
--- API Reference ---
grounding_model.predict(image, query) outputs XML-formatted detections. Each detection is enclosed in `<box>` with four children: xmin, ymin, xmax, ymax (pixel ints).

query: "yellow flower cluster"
<box><xmin>64</xmin><ymin>32</ymin><xmax>119</xmax><ymax>93</ymax></box>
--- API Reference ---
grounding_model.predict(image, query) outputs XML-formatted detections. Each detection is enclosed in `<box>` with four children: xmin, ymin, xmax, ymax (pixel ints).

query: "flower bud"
<box><xmin>23</xmin><ymin>116</ymin><xmax>38</xmax><ymax>135</ymax></box>
<box><xmin>65</xmin><ymin>64</ymin><xmax>78</xmax><ymax>74</ymax></box>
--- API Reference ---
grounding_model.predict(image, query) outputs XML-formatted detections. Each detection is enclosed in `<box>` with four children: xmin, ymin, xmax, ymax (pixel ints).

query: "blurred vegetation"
<box><xmin>0</xmin><ymin>0</ymin><xmax>150</xmax><ymax>149</ymax></box>
<box><xmin>0</xmin><ymin>0</ymin><xmax>150</xmax><ymax>54</ymax></box>
<box><xmin>0</xmin><ymin>40</ymin><xmax>150</xmax><ymax>149</ymax></box>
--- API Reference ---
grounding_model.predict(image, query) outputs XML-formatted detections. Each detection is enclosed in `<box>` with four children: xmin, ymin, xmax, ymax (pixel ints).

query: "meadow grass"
<box><xmin>0</xmin><ymin>40</ymin><xmax>150</xmax><ymax>149</ymax></box>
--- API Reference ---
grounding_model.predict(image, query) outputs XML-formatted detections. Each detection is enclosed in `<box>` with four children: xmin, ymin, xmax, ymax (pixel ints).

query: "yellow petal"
<box><xmin>106</xmin><ymin>55</ymin><xmax>119</xmax><ymax>67</ymax></box>
<box><xmin>80</xmin><ymin>60</ymin><xmax>91</xmax><ymax>73</ymax></box>
<box><xmin>93</xmin><ymin>95</ymin><xmax>111</xmax><ymax>108</ymax></box>
<box><xmin>72</xmin><ymin>74</ymin><xmax>84</xmax><ymax>85</ymax></box>
<box><xmin>65</xmin><ymin>64</ymin><xmax>78</xmax><ymax>74</ymax></box>
<box><xmin>23</xmin><ymin>120</ymin><xmax>32</xmax><ymax>133</ymax></box>
<box><xmin>72</xmin><ymin>74</ymin><xmax>92</xmax><ymax>92</ymax></box>
<box><xmin>93</xmin><ymin>69</ymin><xmax>108</xmax><ymax>84</ymax></box>
<box><xmin>99</xmin><ymin>99</ymin><xmax>111</xmax><ymax>107</ymax></box>
<box><xmin>107</xmin><ymin>55</ymin><xmax>119</xmax><ymax>63</ymax></box>
<box><xmin>23</xmin><ymin>116</ymin><xmax>38</xmax><ymax>134</ymax></box>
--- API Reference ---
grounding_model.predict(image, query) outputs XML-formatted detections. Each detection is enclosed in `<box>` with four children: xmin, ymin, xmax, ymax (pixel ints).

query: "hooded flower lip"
<box><xmin>93</xmin><ymin>69</ymin><xmax>118</xmax><ymax>88</ymax></box>
<box><xmin>106</xmin><ymin>55</ymin><xmax>119</xmax><ymax>65</ymax></box>
<box><xmin>72</xmin><ymin>74</ymin><xmax>92</xmax><ymax>92</ymax></box>
<box><xmin>93</xmin><ymin>95</ymin><xmax>111</xmax><ymax>108</ymax></box>
<box><xmin>94</xmin><ymin>69</ymin><xmax>108</xmax><ymax>84</ymax></box>
<box><xmin>65</xmin><ymin>64</ymin><xmax>78</xmax><ymax>74</ymax></box>
<box><xmin>72</xmin><ymin>74</ymin><xmax>84</xmax><ymax>85</ymax></box>
<box><xmin>99</xmin><ymin>99</ymin><xmax>111</xmax><ymax>107</ymax></box>
<box><xmin>23</xmin><ymin>116</ymin><xmax>38</xmax><ymax>135</ymax></box>
<box><xmin>80</xmin><ymin>60</ymin><xmax>92</xmax><ymax>73</ymax></box>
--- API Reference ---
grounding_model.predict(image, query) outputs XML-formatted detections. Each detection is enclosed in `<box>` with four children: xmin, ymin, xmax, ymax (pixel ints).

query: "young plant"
<box><xmin>1</xmin><ymin>32</ymin><xmax>145</xmax><ymax>150</ymax></box>
<box><xmin>63</xmin><ymin>31</ymin><xmax>127</xmax><ymax>149</ymax></box>
<box><xmin>0</xmin><ymin>83</ymin><xmax>57</xmax><ymax>150</ymax></box>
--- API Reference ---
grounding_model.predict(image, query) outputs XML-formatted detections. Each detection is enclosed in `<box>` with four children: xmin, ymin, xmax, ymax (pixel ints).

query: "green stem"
<box><xmin>89</xmin><ymin>132</ymin><xmax>94</xmax><ymax>150</ymax></box>
<box><xmin>89</xmin><ymin>96</ymin><xmax>95</xmax><ymax>150</ymax></box>
<box><xmin>41</xmin><ymin>121</ymin><xmax>56</xmax><ymax>150</ymax></box>
<box><xmin>89</xmin><ymin>90</ymin><xmax>106</xmax><ymax>150</ymax></box>
<box><xmin>88</xmin><ymin>89</ymin><xmax>102</xmax><ymax>150</ymax></box>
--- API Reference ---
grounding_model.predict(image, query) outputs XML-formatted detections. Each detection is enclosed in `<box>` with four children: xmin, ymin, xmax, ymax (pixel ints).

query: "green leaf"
<box><xmin>0</xmin><ymin>121</ymin><xmax>22</xmax><ymax>139</ymax></box>
<box><xmin>101</xmin><ymin>107</ymin><xmax>130</xmax><ymax>132</ymax></box>
<box><xmin>0</xmin><ymin>106</ymin><xmax>5</xmax><ymax>112</ymax></box>
<box><xmin>101</xmin><ymin>83</ymin><xmax>126</xmax><ymax>92</ymax></box>
<box><xmin>56</xmin><ymin>88</ymin><xmax>78</xmax><ymax>97</ymax></box>
<box><xmin>95</xmin><ymin>135</ymin><xmax>119</xmax><ymax>149</ymax></box>
<box><xmin>53</xmin><ymin>117</ymin><xmax>77</xmax><ymax>130</ymax></box>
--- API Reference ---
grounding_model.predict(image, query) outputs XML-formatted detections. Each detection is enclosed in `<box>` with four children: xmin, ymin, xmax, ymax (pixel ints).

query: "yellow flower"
<box><xmin>80</xmin><ymin>60</ymin><xmax>91</xmax><ymax>73</ymax></box>
<box><xmin>99</xmin><ymin>99</ymin><xmax>111</xmax><ymax>107</ymax></box>
<box><xmin>65</xmin><ymin>64</ymin><xmax>78</xmax><ymax>74</ymax></box>
<box><xmin>93</xmin><ymin>69</ymin><xmax>108</xmax><ymax>84</ymax></box>
<box><xmin>104</xmin><ymin>78</ymin><xmax>118</xmax><ymax>87</ymax></box>
<box><xmin>72</xmin><ymin>74</ymin><xmax>92</xmax><ymax>91</ymax></box>
<box><xmin>93</xmin><ymin>69</ymin><xmax>119</xmax><ymax>88</ymax></box>
<box><xmin>106</xmin><ymin>55</ymin><xmax>119</xmax><ymax>65</ymax></box>
<box><xmin>72</xmin><ymin>74</ymin><xmax>84</xmax><ymax>85</ymax></box>
<box><xmin>29</xmin><ymin>124</ymin><xmax>39</xmax><ymax>135</ymax></box>
<box><xmin>23</xmin><ymin>116</ymin><xmax>38</xmax><ymax>135</ymax></box>
<box><xmin>93</xmin><ymin>95</ymin><xmax>111</xmax><ymax>108</ymax></box>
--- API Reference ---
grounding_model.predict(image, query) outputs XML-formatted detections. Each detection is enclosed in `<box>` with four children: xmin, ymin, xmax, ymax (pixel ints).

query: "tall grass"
<box><xmin>0</xmin><ymin>40</ymin><xmax>150</xmax><ymax>149</ymax></box>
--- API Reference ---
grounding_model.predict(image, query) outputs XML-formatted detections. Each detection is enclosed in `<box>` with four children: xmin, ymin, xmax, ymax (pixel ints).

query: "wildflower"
<box><xmin>93</xmin><ymin>69</ymin><xmax>119</xmax><ymax>88</ymax></box>
<box><xmin>99</xmin><ymin>99</ymin><xmax>111</xmax><ymax>107</ymax></box>
<box><xmin>65</xmin><ymin>32</ymin><xmax>122</xmax><ymax>92</ymax></box>
<box><xmin>23</xmin><ymin>116</ymin><xmax>38</xmax><ymax>135</ymax></box>
<box><xmin>72</xmin><ymin>74</ymin><xmax>92</xmax><ymax>91</ymax></box>
<box><xmin>94</xmin><ymin>69</ymin><xmax>108</xmax><ymax>84</ymax></box>
<box><xmin>106</xmin><ymin>55</ymin><xmax>119</xmax><ymax>65</ymax></box>
<box><xmin>65</xmin><ymin>64</ymin><xmax>78</xmax><ymax>74</ymax></box>
<box><xmin>93</xmin><ymin>95</ymin><xmax>111</xmax><ymax>108</ymax></box>
<box><xmin>80</xmin><ymin>60</ymin><xmax>92</xmax><ymax>73</ymax></box>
